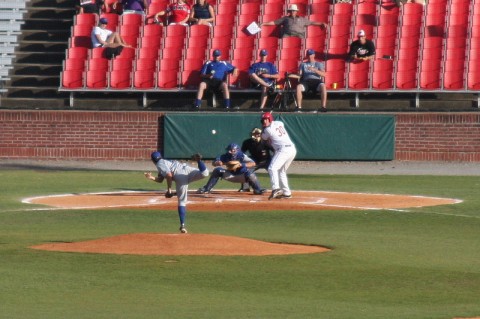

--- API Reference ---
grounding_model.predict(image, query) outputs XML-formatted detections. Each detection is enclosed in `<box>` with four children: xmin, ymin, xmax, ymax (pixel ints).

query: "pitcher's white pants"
<box><xmin>268</xmin><ymin>145</ymin><xmax>297</xmax><ymax>195</ymax></box>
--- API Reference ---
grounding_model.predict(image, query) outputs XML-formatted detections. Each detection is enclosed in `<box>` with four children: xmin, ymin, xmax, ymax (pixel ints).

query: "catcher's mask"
<box><xmin>225</xmin><ymin>143</ymin><xmax>239</xmax><ymax>154</ymax></box>
<box><xmin>251</xmin><ymin>127</ymin><xmax>262</xmax><ymax>141</ymax></box>
<box><xmin>151</xmin><ymin>151</ymin><xmax>162</xmax><ymax>163</ymax></box>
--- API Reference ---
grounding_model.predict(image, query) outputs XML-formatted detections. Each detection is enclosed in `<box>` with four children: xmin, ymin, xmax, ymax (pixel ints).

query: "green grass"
<box><xmin>1</xmin><ymin>169</ymin><xmax>480</xmax><ymax>319</ymax></box>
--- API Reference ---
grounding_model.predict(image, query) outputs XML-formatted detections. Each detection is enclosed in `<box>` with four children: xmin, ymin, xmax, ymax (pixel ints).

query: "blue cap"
<box><xmin>225</xmin><ymin>143</ymin><xmax>239</xmax><ymax>152</ymax></box>
<box><xmin>213</xmin><ymin>49</ymin><xmax>221</xmax><ymax>57</ymax></box>
<box><xmin>151</xmin><ymin>151</ymin><xmax>162</xmax><ymax>163</ymax></box>
<box><xmin>306</xmin><ymin>49</ymin><xmax>315</xmax><ymax>55</ymax></box>
<box><xmin>99</xmin><ymin>18</ymin><xmax>108</xmax><ymax>24</ymax></box>
<box><xmin>260</xmin><ymin>49</ymin><xmax>268</xmax><ymax>56</ymax></box>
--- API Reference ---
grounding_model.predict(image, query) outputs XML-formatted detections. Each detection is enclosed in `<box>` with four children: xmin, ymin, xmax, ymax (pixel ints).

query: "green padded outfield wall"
<box><xmin>164</xmin><ymin>113</ymin><xmax>395</xmax><ymax>160</ymax></box>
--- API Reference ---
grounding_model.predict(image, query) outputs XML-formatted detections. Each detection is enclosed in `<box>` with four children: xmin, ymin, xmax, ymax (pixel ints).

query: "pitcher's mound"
<box><xmin>30</xmin><ymin>233</ymin><xmax>330</xmax><ymax>256</ymax></box>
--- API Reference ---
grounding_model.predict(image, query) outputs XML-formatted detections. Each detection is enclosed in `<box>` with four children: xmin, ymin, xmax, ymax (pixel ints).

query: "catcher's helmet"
<box><xmin>261</xmin><ymin>112</ymin><xmax>274</xmax><ymax>122</ymax></box>
<box><xmin>151</xmin><ymin>151</ymin><xmax>162</xmax><ymax>163</ymax></box>
<box><xmin>225</xmin><ymin>143</ymin><xmax>240</xmax><ymax>152</ymax></box>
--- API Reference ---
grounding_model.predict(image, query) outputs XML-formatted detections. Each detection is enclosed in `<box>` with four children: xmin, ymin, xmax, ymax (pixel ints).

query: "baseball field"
<box><xmin>1</xmin><ymin>166</ymin><xmax>480</xmax><ymax>319</ymax></box>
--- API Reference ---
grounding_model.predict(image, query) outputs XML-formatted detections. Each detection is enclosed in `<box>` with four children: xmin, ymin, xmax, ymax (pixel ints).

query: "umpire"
<box><xmin>193</xmin><ymin>49</ymin><xmax>238</xmax><ymax>109</ymax></box>
<box><xmin>239</xmin><ymin>127</ymin><xmax>274</xmax><ymax>192</ymax></box>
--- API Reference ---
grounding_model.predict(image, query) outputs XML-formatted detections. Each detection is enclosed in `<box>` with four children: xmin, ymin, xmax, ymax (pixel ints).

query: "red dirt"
<box><xmin>30</xmin><ymin>233</ymin><xmax>330</xmax><ymax>256</ymax></box>
<box><xmin>26</xmin><ymin>190</ymin><xmax>460</xmax><ymax>256</ymax></box>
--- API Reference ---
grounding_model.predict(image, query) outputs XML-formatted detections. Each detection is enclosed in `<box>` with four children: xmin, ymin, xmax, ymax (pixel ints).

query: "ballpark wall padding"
<box><xmin>164</xmin><ymin>113</ymin><xmax>395</xmax><ymax>160</ymax></box>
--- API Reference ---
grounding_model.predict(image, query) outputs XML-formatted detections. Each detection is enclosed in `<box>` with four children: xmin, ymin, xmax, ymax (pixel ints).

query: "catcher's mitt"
<box><xmin>165</xmin><ymin>191</ymin><xmax>176</xmax><ymax>198</ymax></box>
<box><xmin>225</xmin><ymin>160</ymin><xmax>243</xmax><ymax>171</ymax></box>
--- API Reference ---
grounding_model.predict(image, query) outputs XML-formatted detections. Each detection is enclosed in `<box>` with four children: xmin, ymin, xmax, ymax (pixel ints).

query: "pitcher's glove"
<box><xmin>225</xmin><ymin>160</ymin><xmax>242</xmax><ymax>172</ymax></box>
<box><xmin>165</xmin><ymin>190</ymin><xmax>176</xmax><ymax>198</ymax></box>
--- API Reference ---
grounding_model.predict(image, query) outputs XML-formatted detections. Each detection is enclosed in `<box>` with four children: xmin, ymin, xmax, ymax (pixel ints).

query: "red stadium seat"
<box><xmin>182</xmin><ymin>58</ymin><xmax>204</xmax><ymax>72</ymax></box>
<box><xmin>264</xmin><ymin>3</ymin><xmax>284</xmax><ymax>15</ymax></box>
<box><xmin>372</xmin><ymin>59</ymin><xmax>394</xmax><ymax>89</ymax></box>
<box><xmin>239</xmin><ymin>2</ymin><xmax>261</xmax><ymax>15</ymax></box>
<box><xmin>161</xmin><ymin>47</ymin><xmax>184</xmax><ymax>60</ymax></box>
<box><xmin>61</xmin><ymin>69</ymin><xmax>84</xmax><ymax>88</ymax></box>
<box><xmin>163</xmin><ymin>36</ymin><xmax>185</xmax><ymax>49</ymax></box>
<box><xmin>119</xmin><ymin>25</ymin><xmax>141</xmax><ymax>37</ymax></box>
<box><xmin>355</xmin><ymin>14</ymin><xmax>376</xmax><ymax>26</ymax></box>
<box><xmin>215</xmin><ymin>14</ymin><xmax>236</xmax><ymax>26</ymax></box>
<box><xmin>260</xmin><ymin>25</ymin><xmax>280</xmax><ymax>37</ymax></box>
<box><xmin>357</xmin><ymin>2</ymin><xmax>377</xmax><ymax>15</ymax></box>
<box><xmin>229</xmin><ymin>70</ymin><xmax>251</xmax><ymax>89</ymax></box>
<box><xmin>234</xmin><ymin>37</ymin><xmax>255</xmax><ymax>49</ymax></box>
<box><xmin>378</xmin><ymin>14</ymin><xmax>398</xmax><ymax>25</ymax></box>
<box><xmin>280</xmin><ymin>47</ymin><xmax>302</xmax><ymax>60</ymax></box>
<box><xmin>75</xmin><ymin>13</ymin><xmax>97</xmax><ymax>26</ymax></box>
<box><xmin>348</xmin><ymin>71</ymin><xmax>369</xmax><ymax>89</ymax></box>
<box><xmin>395</xmin><ymin>71</ymin><xmax>417</xmax><ymax>89</ymax></box>
<box><xmin>64</xmin><ymin>58</ymin><xmax>86</xmax><ymax>71</ymax></box>
<box><xmin>112</xmin><ymin>58</ymin><xmax>133</xmax><ymax>71</ymax></box>
<box><xmin>73</xmin><ymin>24</ymin><xmax>93</xmax><ymax>37</ymax></box>
<box><xmin>138</xmin><ymin>47</ymin><xmax>159</xmax><ymax>60</ymax></box>
<box><xmin>117</xmin><ymin>47</ymin><xmax>136</xmax><ymax>59</ymax></box>
<box><xmin>280</xmin><ymin>36</ymin><xmax>302</xmax><ymax>49</ymax></box>
<box><xmin>135</xmin><ymin>58</ymin><xmax>157</xmax><ymax>71</ymax></box>
<box><xmin>157</xmin><ymin>69</ymin><xmax>178</xmax><ymax>88</ymax></box>
<box><xmin>403</xmin><ymin>3</ymin><xmax>424</xmax><ymax>15</ymax></box>
<box><xmin>277</xmin><ymin>59</ymin><xmax>299</xmax><ymax>76</ymax></box>
<box><xmin>213</xmin><ymin>25</ymin><xmax>234</xmax><ymax>38</ymax></box>
<box><xmin>134</xmin><ymin>69</ymin><xmax>155</xmax><ymax>89</ymax></box>
<box><xmin>189</xmin><ymin>24</ymin><xmax>210</xmax><ymax>38</ymax></box>
<box><xmin>86</xmin><ymin>69</ymin><xmax>107</xmax><ymax>88</ymax></box>
<box><xmin>443</xmin><ymin>71</ymin><xmax>465</xmax><ymax>90</ymax></box>
<box><xmin>165</xmin><ymin>24</ymin><xmax>187</xmax><ymax>37</ymax></box>
<box><xmin>67</xmin><ymin>47</ymin><xmax>89</xmax><ymax>59</ymax></box>
<box><xmin>99</xmin><ymin>13</ymin><xmax>119</xmax><ymax>31</ymax></box>
<box><xmin>333</xmin><ymin>2</ymin><xmax>353</xmax><ymax>15</ymax></box>
<box><xmin>121</xmin><ymin>13</ymin><xmax>143</xmax><ymax>26</ymax></box>
<box><xmin>467</xmin><ymin>72</ymin><xmax>480</xmax><ymax>90</ymax></box>
<box><xmin>181</xmin><ymin>69</ymin><xmax>202</xmax><ymax>89</ymax></box>
<box><xmin>420</xmin><ymin>59</ymin><xmax>441</xmax><ymax>72</ymax></box>
<box><xmin>71</xmin><ymin>36</ymin><xmax>92</xmax><ymax>48</ymax></box>
<box><xmin>87</xmin><ymin>57</ymin><xmax>109</xmax><ymax>70</ymax></box>
<box><xmin>185</xmin><ymin>48</ymin><xmax>208</xmax><ymax>60</ymax></box>
<box><xmin>419</xmin><ymin>70</ymin><xmax>440</xmax><ymax>89</ymax></box>
<box><xmin>140</xmin><ymin>35</ymin><xmax>162</xmax><ymax>49</ymax></box>
<box><xmin>159</xmin><ymin>58</ymin><xmax>181</xmax><ymax>71</ymax></box>
<box><xmin>142</xmin><ymin>24</ymin><xmax>163</xmax><ymax>37</ymax></box>
<box><xmin>445</xmin><ymin>48</ymin><xmax>466</xmax><ymax>61</ymax></box>
<box><xmin>232</xmin><ymin>48</ymin><xmax>254</xmax><ymax>61</ymax></box>
<box><xmin>216</xmin><ymin>3</ymin><xmax>238</xmax><ymax>15</ymax></box>
<box><xmin>109</xmin><ymin>69</ymin><xmax>132</xmax><ymax>88</ymax></box>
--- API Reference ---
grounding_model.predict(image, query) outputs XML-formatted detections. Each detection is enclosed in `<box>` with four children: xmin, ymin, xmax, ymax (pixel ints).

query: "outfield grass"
<box><xmin>1</xmin><ymin>169</ymin><xmax>479</xmax><ymax>319</ymax></box>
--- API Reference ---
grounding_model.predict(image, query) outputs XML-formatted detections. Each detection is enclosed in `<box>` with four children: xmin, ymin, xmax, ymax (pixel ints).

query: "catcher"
<box><xmin>196</xmin><ymin>143</ymin><xmax>266</xmax><ymax>195</ymax></box>
<box><xmin>145</xmin><ymin>151</ymin><xmax>209</xmax><ymax>234</ymax></box>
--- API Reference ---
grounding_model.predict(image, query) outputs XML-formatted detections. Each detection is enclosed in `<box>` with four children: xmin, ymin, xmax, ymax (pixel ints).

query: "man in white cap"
<box><xmin>261</xmin><ymin>4</ymin><xmax>327</xmax><ymax>38</ymax></box>
<box><xmin>249</xmin><ymin>49</ymin><xmax>279</xmax><ymax>110</ymax></box>
<box><xmin>348</xmin><ymin>29</ymin><xmax>376</xmax><ymax>62</ymax></box>
<box><xmin>91</xmin><ymin>18</ymin><xmax>132</xmax><ymax>49</ymax></box>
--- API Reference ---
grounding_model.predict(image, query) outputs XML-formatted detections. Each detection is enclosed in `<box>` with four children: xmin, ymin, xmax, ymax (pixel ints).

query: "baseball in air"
<box><xmin>212</xmin><ymin>129</ymin><xmax>216</xmax><ymax>134</ymax></box>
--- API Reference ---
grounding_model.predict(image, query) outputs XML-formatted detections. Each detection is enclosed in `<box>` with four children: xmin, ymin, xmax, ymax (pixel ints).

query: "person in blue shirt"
<box><xmin>193</xmin><ymin>49</ymin><xmax>238</xmax><ymax>109</ymax></box>
<box><xmin>249</xmin><ymin>49</ymin><xmax>279</xmax><ymax>110</ymax></box>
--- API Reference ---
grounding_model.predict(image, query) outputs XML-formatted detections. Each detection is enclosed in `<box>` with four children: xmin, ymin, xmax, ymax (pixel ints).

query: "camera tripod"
<box><xmin>269</xmin><ymin>72</ymin><xmax>298</xmax><ymax>110</ymax></box>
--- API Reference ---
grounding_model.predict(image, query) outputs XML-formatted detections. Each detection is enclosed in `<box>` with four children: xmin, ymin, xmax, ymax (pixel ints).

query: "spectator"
<box><xmin>77</xmin><ymin>0</ymin><xmax>103</xmax><ymax>14</ymax></box>
<box><xmin>190</xmin><ymin>0</ymin><xmax>215</xmax><ymax>26</ymax></box>
<box><xmin>395</xmin><ymin>0</ymin><xmax>425</xmax><ymax>6</ymax></box>
<box><xmin>261</xmin><ymin>4</ymin><xmax>327</xmax><ymax>38</ymax></box>
<box><xmin>348</xmin><ymin>29</ymin><xmax>375</xmax><ymax>62</ymax></box>
<box><xmin>249</xmin><ymin>49</ymin><xmax>279</xmax><ymax>110</ymax></box>
<box><xmin>193</xmin><ymin>49</ymin><xmax>238</xmax><ymax>109</ymax></box>
<box><xmin>154</xmin><ymin>0</ymin><xmax>191</xmax><ymax>26</ymax></box>
<box><xmin>290</xmin><ymin>49</ymin><xmax>327</xmax><ymax>113</ymax></box>
<box><xmin>119</xmin><ymin>0</ymin><xmax>150</xmax><ymax>14</ymax></box>
<box><xmin>91</xmin><ymin>17</ymin><xmax>132</xmax><ymax>48</ymax></box>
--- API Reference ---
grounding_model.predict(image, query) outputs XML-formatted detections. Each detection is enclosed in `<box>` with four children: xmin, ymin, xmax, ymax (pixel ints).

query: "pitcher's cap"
<box><xmin>306</xmin><ymin>49</ymin><xmax>315</xmax><ymax>55</ymax></box>
<box><xmin>260</xmin><ymin>49</ymin><xmax>268</xmax><ymax>56</ymax></box>
<box><xmin>99</xmin><ymin>18</ymin><xmax>108</xmax><ymax>24</ymax></box>
<box><xmin>358</xmin><ymin>29</ymin><xmax>366</xmax><ymax>37</ymax></box>
<box><xmin>213</xmin><ymin>49</ymin><xmax>221</xmax><ymax>57</ymax></box>
<box><xmin>287</xmin><ymin>4</ymin><xmax>299</xmax><ymax>11</ymax></box>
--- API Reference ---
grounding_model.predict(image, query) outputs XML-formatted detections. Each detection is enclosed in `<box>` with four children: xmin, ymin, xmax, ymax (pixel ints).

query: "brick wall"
<box><xmin>1</xmin><ymin>110</ymin><xmax>479</xmax><ymax>161</ymax></box>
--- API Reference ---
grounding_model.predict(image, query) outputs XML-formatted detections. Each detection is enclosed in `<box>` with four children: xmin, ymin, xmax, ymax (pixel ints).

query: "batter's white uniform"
<box><xmin>261</xmin><ymin>120</ymin><xmax>297</xmax><ymax>196</ymax></box>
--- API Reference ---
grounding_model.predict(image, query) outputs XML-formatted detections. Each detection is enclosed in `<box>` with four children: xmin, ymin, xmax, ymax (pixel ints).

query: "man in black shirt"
<box><xmin>348</xmin><ymin>29</ymin><xmax>376</xmax><ymax>62</ymax></box>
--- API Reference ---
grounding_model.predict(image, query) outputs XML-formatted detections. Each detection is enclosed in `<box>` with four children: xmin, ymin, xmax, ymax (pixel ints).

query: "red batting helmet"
<box><xmin>261</xmin><ymin>112</ymin><xmax>274</xmax><ymax>123</ymax></box>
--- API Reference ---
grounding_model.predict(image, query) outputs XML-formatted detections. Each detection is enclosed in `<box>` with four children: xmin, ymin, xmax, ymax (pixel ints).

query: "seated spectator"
<box><xmin>348</xmin><ymin>30</ymin><xmax>375</xmax><ymax>62</ymax></box>
<box><xmin>289</xmin><ymin>49</ymin><xmax>327</xmax><ymax>113</ymax></box>
<box><xmin>261</xmin><ymin>4</ymin><xmax>327</xmax><ymax>38</ymax></box>
<box><xmin>189</xmin><ymin>0</ymin><xmax>215</xmax><ymax>26</ymax></box>
<box><xmin>249</xmin><ymin>49</ymin><xmax>279</xmax><ymax>110</ymax></box>
<box><xmin>193</xmin><ymin>49</ymin><xmax>238</xmax><ymax>109</ymax></box>
<box><xmin>77</xmin><ymin>0</ymin><xmax>103</xmax><ymax>14</ymax></box>
<box><xmin>91</xmin><ymin>18</ymin><xmax>132</xmax><ymax>48</ymax></box>
<box><xmin>118</xmin><ymin>0</ymin><xmax>150</xmax><ymax>14</ymax></box>
<box><xmin>395</xmin><ymin>0</ymin><xmax>425</xmax><ymax>6</ymax></box>
<box><xmin>154</xmin><ymin>0</ymin><xmax>191</xmax><ymax>26</ymax></box>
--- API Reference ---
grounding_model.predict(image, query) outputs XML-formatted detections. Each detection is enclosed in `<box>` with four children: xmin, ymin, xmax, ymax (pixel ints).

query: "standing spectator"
<box><xmin>249</xmin><ymin>49</ymin><xmax>279</xmax><ymax>110</ymax></box>
<box><xmin>145</xmin><ymin>152</ymin><xmax>209</xmax><ymax>234</ymax></box>
<box><xmin>261</xmin><ymin>4</ymin><xmax>327</xmax><ymax>38</ymax></box>
<box><xmin>77</xmin><ymin>0</ymin><xmax>103</xmax><ymax>14</ymax></box>
<box><xmin>260</xmin><ymin>112</ymin><xmax>297</xmax><ymax>200</ymax></box>
<box><xmin>348</xmin><ymin>29</ymin><xmax>376</xmax><ymax>62</ymax></box>
<box><xmin>238</xmin><ymin>127</ymin><xmax>274</xmax><ymax>192</ymax></box>
<box><xmin>291</xmin><ymin>49</ymin><xmax>327</xmax><ymax>113</ymax></box>
<box><xmin>190</xmin><ymin>0</ymin><xmax>215</xmax><ymax>26</ymax></box>
<box><xmin>119</xmin><ymin>0</ymin><xmax>150</xmax><ymax>14</ymax></box>
<box><xmin>91</xmin><ymin>17</ymin><xmax>132</xmax><ymax>48</ymax></box>
<box><xmin>154</xmin><ymin>0</ymin><xmax>191</xmax><ymax>26</ymax></box>
<box><xmin>193</xmin><ymin>49</ymin><xmax>238</xmax><ymax>109</ymax></box>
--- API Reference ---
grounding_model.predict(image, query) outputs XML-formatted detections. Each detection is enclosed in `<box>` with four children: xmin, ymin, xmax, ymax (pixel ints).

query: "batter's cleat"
<box><xmin>191</xmin><ymin>153</ymin><xmax>202</xmax><ymax>161</ymax></box>
<box><xmin>179</xmin><ymin>224</ymin><xmax>188</xmax><ymax>234</ymax></box>
<box><xmin>253</xmin><ymin>188</ymin><xmax>267</xmax><ymax>195</ymax></box>
<box><xmin>280</xmin><ymin>193</ymin><xmax>292</xmax><ymax>199</ymax></box>
<box><xmin>268</xmin><ymin>189</ymin><xmax>283</xmax><ymax>200</ymax></box>
<box><xmin>196</xmin><ymin>187</ymin><xmax>210</xmax><ymax>194</ymax></box>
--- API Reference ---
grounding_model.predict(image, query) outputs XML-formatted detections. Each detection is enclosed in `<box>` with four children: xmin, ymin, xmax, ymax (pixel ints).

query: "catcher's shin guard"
<box><xmin>246</xmin><ymin>173</ymin><xmax>263</xmax><ymax>193</ymax></box>
<box><xmin>204</xmin><ymin>167</ymin><xmax>224</xmax><ymax>191</ymax></box>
